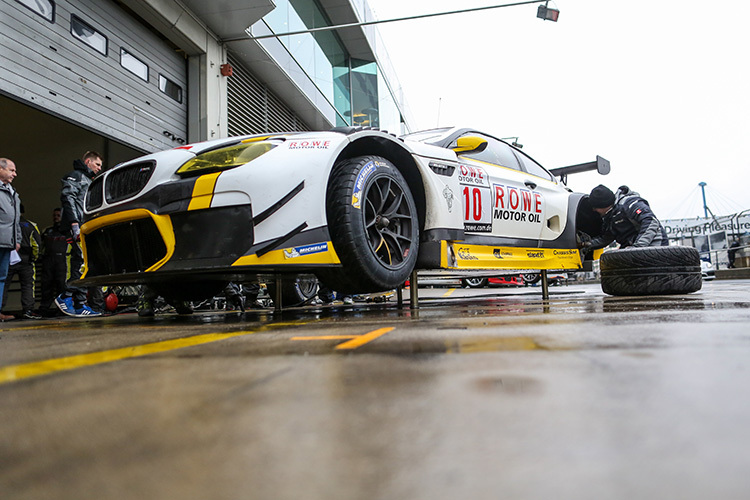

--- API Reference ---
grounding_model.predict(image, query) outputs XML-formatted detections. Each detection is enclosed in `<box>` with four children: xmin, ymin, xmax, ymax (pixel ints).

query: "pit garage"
<box><xmin>0</xmin><ymin>0</ymin><xmax>189</xmax><ymax>226</ymax></box>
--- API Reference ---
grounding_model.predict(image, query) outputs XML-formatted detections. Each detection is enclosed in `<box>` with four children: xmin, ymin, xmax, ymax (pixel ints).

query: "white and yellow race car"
<box><xmin>79</xmin><ymin>126</ymin><xmax>608</xmax><ymax>299</ymax></box>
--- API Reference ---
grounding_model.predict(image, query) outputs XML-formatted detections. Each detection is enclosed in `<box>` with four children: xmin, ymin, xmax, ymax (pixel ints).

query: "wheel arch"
<box><xmin>332</xmin><ymin>136</ymin><xmax>427</xmax><ymax>233</ymax></box>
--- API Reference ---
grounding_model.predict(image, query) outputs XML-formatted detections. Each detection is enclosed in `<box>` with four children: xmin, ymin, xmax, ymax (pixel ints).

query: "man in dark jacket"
<box><xmin>0</xmin><ymin>158</ymin><xmax>21</xmax><ymax>322</ymax></box>
<box><xmin>583</xmin><ymin>184</ymin><xmax>669</xmax><ymax>250</ymax></box>
<box><xmin>54</xmin><ymin>151</ymin><xmax>102</xmax><ymax>317</ymax></box>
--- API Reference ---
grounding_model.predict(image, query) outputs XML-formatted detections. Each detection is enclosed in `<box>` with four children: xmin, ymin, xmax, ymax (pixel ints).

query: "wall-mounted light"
<box><xmin>537</xmin><ymin>3</ymin><xmax>560</xmax><ymax>22</ymax></box>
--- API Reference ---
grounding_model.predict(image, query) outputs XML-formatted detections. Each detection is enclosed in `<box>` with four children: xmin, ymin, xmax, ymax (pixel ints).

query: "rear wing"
<box><xmin>550</xmin><ymin>155</ymin><xmax>610</xmax><ymax>184</ymax></box>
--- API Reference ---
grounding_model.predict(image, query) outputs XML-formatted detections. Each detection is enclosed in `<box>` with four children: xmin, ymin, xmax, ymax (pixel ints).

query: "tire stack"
<box><xmin>599</xmin><ymin>246</ymin><xmax>702</xmax><ymax>296</ymax></box>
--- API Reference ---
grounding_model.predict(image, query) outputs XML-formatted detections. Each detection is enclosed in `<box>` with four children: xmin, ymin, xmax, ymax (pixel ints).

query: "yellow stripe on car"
<box><xmin>188</xmin><ymin>172</ymin><xmax>222</xmax><ymax>211</ymax></box>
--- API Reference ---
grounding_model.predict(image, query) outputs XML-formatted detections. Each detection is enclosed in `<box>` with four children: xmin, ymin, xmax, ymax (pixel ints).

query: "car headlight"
<box><xmin>176</xmin><ymin>139</ymin><xmax>277</xmax><ymax>176</ymax></box>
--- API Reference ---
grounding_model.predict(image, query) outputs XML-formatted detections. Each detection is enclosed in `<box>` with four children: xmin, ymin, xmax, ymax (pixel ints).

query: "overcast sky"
<box><xmin>368</xmin><ymin>0</ymin><xmax>750</xmax><ymax>220</ymax></box>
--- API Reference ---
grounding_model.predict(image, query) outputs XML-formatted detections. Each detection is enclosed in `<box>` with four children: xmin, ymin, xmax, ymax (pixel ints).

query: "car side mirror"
<box><xmin>452</xmin><ymin>136</ymin><xmax>488</xmax><ymax>155</ymax></box>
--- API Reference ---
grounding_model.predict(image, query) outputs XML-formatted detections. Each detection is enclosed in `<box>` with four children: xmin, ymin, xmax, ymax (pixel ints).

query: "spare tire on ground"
<box><xmin>599</xmin><ymin>246</ymin><xmax>702</xmax><ymax>296</ymax></box>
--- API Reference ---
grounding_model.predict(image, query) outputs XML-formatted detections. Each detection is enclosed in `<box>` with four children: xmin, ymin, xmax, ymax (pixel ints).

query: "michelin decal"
<box><xmin>284</xmin><ymin>242</ymin><xmax>329</xmax><ymax>259</ymax></box>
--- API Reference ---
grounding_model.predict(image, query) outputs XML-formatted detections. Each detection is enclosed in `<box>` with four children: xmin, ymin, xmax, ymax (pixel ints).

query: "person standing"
<box><xmin>54</xmin><ymin>151</ymin><xmax>102</xmax><ymax>317</ymax></box>
<box><xmin>39</xmin><ymin>208</ymin><xmax>68</xmax><ymax>316</ymax></box>
<box><xmin>728</xmin><ymin>238</ymin><xmax>741</xmax><ymax>269</ymax></box>
<box><xmin>0</xmin><ymin>158</ymin><xmax>21</xmax><ymax>322</ymax></box>
<box><xmin>1</xmin><ymin>204</ymin><xmax>42</xmax><ymax>319</ymax></box>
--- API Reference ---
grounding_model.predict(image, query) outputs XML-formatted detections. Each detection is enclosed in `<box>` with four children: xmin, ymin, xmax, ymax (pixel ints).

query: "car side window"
<box><xmin>516</xmin><ymin>152</ymin><xmax>554</xmax><ymax>181</ymax></box>
<box><xmin>455</xmin><ymin>133</ymin><xmax>522</xmax><ymax>171</ymax></box>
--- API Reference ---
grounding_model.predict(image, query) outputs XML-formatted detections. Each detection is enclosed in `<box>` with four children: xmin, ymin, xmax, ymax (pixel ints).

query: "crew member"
<box><xmin>54</xmin><ymin>151</ymin><xmax>102</xmax><ymax>317</ymax></box>
<box><xmin>39</xmin><ymin>208</ymin><xmax>68</xmax><ymax>316</ymax></box>
<box><xmin>582</xmin><ymin>184</ymin><xmax>669</xmax><ymax>250</ymax></box>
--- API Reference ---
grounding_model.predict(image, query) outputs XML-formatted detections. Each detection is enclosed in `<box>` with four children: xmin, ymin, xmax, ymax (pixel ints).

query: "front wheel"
<box><xmin>319</xmin><ymin>155</ymin><xmax>419</xmax><ymax>293</ymax></box>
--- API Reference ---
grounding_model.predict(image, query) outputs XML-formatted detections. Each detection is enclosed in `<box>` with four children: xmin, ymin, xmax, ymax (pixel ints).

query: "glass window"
<box><xmin>453</xmin><ymin>133</ymin><xmax>522</xmax><ymax>171</ymax></box>
<box><xmin>120</xmin><ymin>48</ymin><xmax>148</xmax><ymax>82</ymax></box>
<box><xmin>351</xmin><ymin>60</ymin><xmax>378</xmax><ymax>127</ymax></box>
<box><xmin>70</xmin><ymin>15</ymin><xmax>107</xmax><ymax>56</ymax></box>
<box><xmin>516</xmin><ymin>152</ymin><xmax>554</xmax><ymax>181</ymax></box>
<box><xmin>377</xmin><ymin>69</ymin><xmax>403</xmax><ymax>134</ymax></box>
<box><xmin>159</xmin><ymin>74</ymin><xmax>182</xmax><ymax>103</ymax></box>
<box><xmin>15</xmin><ymin>0</ymin><xmax>54</xmax><ymax>22</ymax></box>
<box><xmin>264</xmin><ymin>0</ymin><xmax>350</xmax><ymax>125</ymax></box>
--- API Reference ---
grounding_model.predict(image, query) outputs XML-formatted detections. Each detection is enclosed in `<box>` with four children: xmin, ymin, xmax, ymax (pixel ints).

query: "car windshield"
<box><xmin>401</xmin><ymin>128</ymin><xmax>453</xmax><ymax>144</ymax></box>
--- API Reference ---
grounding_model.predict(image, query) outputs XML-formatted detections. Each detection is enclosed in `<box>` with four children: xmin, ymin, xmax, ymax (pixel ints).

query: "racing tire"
<box><xmin>461</xmin><ymin>277</ymin><xmax>489</xmax><ymax>288</ymax></box>
<box><xmin>266</xmin><ymin>275</ymin><xmax>319</xmax><ymax>307</ymax></box>
<box><xmin>600</xmin><ymin>246</ymin><xmax>702</xmax><ymax>296</ymax></box>
<box><xmin>319</xmin><ymin>155</ymin><xmax>419</xmax><ymax>293</ymax></box>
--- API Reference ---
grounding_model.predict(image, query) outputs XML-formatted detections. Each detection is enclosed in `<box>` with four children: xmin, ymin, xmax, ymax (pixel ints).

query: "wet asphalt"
<box><xmin>1</xmin><ymin>279</ymin><xmax>750</xmax><ymax>500</ymax></box>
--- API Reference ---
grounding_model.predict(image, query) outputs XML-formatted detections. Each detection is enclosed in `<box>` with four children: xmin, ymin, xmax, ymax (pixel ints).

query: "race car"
<box><xmin>79</xmin><ymin>126</ymin><xmax>608</xmax><ymax>300</ymax></box>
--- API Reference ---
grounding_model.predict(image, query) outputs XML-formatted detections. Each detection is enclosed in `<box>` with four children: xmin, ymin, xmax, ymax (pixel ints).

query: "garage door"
<box><xmin>0</xmin><ymin>0</ymin><xmax>187</xmax><ymax>153</ymax></box>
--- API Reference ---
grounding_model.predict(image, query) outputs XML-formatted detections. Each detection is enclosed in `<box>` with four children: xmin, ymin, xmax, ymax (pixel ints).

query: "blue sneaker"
<box><xmin>73</xmin><ymin>305</ymin><xmax>102</xmax><ymax>318</ymax></box>
<box><xmin>55</xmin><ymin>295</ymin><xmax>76</xmax><ymax>316</ymax></box>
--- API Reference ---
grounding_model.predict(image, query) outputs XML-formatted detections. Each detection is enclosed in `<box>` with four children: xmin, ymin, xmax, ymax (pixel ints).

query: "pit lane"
<box><xmin>2</xmin><ymin>280</ymin><xmax>750</xmax><ymax>499</ymax></box>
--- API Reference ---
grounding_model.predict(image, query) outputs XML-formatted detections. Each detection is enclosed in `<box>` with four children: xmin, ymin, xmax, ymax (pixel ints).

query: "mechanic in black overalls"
<box><xmin>581</xmin><ymin>184</ymin><xmax>669</xmax><ymax>250</ymax></box>
<box><xmin>39</xmin><ymin>208</ymin><xmax>68</xmax><ymax>316</ymax></box>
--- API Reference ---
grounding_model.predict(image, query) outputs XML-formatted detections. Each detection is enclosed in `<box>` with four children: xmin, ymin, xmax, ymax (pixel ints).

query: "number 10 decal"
<box><xmin>462</xmin><ymin>185</ymin><xmax>492</xmax><ymax>232</ymax></box>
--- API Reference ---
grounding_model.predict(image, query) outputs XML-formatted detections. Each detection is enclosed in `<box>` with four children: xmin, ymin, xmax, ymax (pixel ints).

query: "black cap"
<box><xmin>589</xmin><ymin>184</ymin><xmax>615</xmax><ymax>209</ymax></box>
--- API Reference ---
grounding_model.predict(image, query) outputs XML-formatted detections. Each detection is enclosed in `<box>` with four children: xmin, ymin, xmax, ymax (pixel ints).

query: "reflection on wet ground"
<box><xmin>3</xmin><ymin>281</ymin><xmax>750</xmax><ymax>500</ymax></box>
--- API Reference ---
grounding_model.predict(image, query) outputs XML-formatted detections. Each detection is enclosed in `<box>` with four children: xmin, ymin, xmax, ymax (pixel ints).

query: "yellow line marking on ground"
<box><xmin>335</xmin><ymin>327</ymin><xmax>394</xmax><ymax>350</ymax></box>
<box><xmin>0</xmin><ymin>330</ymin><xmax>257</xmax><ymax>385</ymax></box>
<box><xmin>291</xmin><ymin>327</ymin><xmax>395</xmax><ymax>350</ymax></box>
<box><xmin>442</xmin><ymin>288</ymin><xmax>457</xmax><ymax>297</ymax></box>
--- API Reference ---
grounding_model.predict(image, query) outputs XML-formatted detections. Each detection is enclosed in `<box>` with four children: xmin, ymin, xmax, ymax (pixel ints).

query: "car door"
<box><xmin>512</xmin><ymin>149</ymin><xmax>570</xmax><ymax>241</ymax></box>
<box><xmin>453</xmin><ymin>132</ymin><xmax>545</xmax><ymax>241</ymax></box>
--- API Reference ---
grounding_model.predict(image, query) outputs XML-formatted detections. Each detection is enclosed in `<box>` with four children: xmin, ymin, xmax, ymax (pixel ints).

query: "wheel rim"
<box><xmin>363</xmin><ymin>175</ymin><xmax>415</xmax><ymax>269</ymax></box>
<box><xmin>523</xmin><ymin>273</ymin><xmax>540</xmax><ymax>283</ymax></box>
<box><xmin>465</xmin><ymin>278</ymin><xmax>485</xmax><ymax>287</ymax></box>
<box><xmin>296</xmin><ymin>276</ymin><xmax>318</xmax><ymax>299</ymax></box>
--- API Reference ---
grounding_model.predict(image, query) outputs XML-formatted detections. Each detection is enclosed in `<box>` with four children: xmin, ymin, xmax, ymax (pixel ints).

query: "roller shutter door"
<box><xmin>227</xmin><ymin>51</ymin><xmax>310</xmax><ymax>136</ymax></box>
<box><xmin>0</xmin><ymin>0</ymin><xmax>187</xmax><ymax>153</ymax></box>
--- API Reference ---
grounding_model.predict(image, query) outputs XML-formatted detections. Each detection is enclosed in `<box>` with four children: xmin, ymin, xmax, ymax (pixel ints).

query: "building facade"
<box><xmin>0</xmin><ymin>0</ymin><xmax>412</xmax><ymax>225</ymax></box>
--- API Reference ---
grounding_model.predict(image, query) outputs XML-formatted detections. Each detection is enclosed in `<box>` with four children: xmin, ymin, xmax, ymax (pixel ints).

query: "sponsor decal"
<box><xmin>493</xmin><ymin>249</ymin><xmax>513</xmax><ymax>259</ymax></box>
<box><xmin>458</xmin><ymin>164</ymin><xmax>489</xmax><ymax>186</ymax></box>
<box><xmin>526</xmin><ymin>251</ymin><xmax>545</xmax><ymax>259</ymax></box>
<box><xmin>493</xmin><ymin>183</ymin><xmax>544</xmax><ymax>224</ymax></box>
<box><xmin>464</xmin><ymin>223</ymin><xmax>492</xmax><ymax>233</ymax></box>
<box><xmin>287</xmin><ymin>140</ymin><xmax>331</xmax><ymax>149</ymax></box>
<box><xmin>351</xmin><ymin>160</ymin><xmax>382</xmax><ymax>209</ymax></box>
<box><xmin>457</xmin><ymin>247</ymin><xmax>478</xmax><ymax>260</ymax></box>
<box><xmin>284</xmin><ymin>242</ymin><xmax>329</xmax><ymax>259</ymax></box>
<box><xmin>553</xmin><ymin>249</ymin><xmax>578</xmax><ymax>256</ymax></box>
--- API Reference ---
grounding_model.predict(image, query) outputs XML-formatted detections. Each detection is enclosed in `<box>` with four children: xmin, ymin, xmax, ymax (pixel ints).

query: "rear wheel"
<box><xmin>600</xmin><ymin>246</ymin><xmax>702</xmax><ymax>296</ymax></box>
<box><xmin>319</xmin><ymin>155</ymin><xmax>419</xmax><ymax>293</ymax></box>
